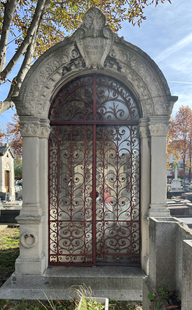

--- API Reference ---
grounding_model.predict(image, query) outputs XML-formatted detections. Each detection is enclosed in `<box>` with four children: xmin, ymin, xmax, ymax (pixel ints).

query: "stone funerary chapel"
<box><xmin>0</xmin><ymin>7</ymin><xmax>178</xmax><ymax>303</ymax></box>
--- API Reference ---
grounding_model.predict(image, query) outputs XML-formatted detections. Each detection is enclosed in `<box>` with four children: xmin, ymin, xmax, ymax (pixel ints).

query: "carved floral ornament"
<box><xmin>40</xmin><ymin>126</ymin><xmax>51</xmax><ymax>139</ymax></box>
<box><xmin>14</xmin><ymin>7</ymin><xmax>177</xmax><ymax>120</ymax></box>
<box><xmin>19</xmin><ymin>122</ymin><xmax>51</xmax><ymax>138</ymax></box>
<box><xmin>138</xmin><ymin>126</ymin><xmax>148</xmax><ymax>138</ymax></box>
<box><xmin>148</xmin><ymin>123</ymin><xmax>171</xmax><ymax>137</ymax></box>
<box><xmin>19</xmin><ymin>123</ymin><xmax>40</xmax><ymax>137</ymax></box>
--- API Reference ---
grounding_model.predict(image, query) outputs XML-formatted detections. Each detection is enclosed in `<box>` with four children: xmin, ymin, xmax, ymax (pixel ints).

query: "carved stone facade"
<box><xmin>1</xmin><ymin>7</ymin><xmax>178</xmax><ymax>302</ymax></box>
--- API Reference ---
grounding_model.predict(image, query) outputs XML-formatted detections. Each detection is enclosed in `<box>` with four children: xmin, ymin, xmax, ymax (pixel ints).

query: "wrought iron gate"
<box><xmin>48</xmin><ymin>74</ymin><xmax>140</xmax><ymax>266</ymax></box>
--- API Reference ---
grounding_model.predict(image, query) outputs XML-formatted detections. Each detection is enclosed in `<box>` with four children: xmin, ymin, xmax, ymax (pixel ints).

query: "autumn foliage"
<box><xmin>0</xmin><ymin>113</ymin><xmax>22</xmax><ymax>158</ymax></box>
<box><xmin>167</xmin><ymin>106</ymin><xmax>192</xmax><ymax>181</ymax></box>
<box><xmin>0</xmin><ymin>129</ymin><xmax>5</xmax><ymax>143</ymax></box>
<box><xmin>0</xmin><ymin>0</ymin><xmax>172</xmax><ymax>115</ymax></box>
<box><xmin>167</xmin><ymin>116</ymin><xmax>180</xmax><ymax>168</ymax></box>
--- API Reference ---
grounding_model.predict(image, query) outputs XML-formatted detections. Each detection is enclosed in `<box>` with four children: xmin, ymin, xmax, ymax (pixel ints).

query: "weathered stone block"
<box><xmin>181</xmin><ymin>240</ymin><xmax>192</xmax><ymax>309</ymax></box>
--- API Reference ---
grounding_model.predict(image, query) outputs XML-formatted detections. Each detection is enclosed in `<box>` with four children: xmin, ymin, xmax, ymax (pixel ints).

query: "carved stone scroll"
<box><xmin>76</xmin><ymin>7</ymin><xmax>114</xmax><ymax>68</ymax></box>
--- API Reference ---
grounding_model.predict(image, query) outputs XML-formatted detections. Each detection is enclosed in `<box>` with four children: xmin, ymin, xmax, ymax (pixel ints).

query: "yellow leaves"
<box><xmin>167</xmin><ymin>117</ymin><xmax>180</xmax><ymax>167</ymax></box>
<box><xmin>167</xmin><ymin>107</ymin><xmax>192</xmax><ymax>168</ymax></box>
<box><xmin>1</xmin><ymin>0</ymin><xmax>171</xmax><ymax>76</ymax></box>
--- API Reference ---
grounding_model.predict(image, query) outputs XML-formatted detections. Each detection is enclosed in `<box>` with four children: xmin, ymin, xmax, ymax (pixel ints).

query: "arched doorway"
<box><xmin>48</xmin><ymin>74</ymin><xmax>140</xmax><ymax>266</ymax></box>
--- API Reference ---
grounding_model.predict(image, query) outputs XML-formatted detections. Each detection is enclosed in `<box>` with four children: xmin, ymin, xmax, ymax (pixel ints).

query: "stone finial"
<box><xmin>76</xmin><ymin>7</ymin><xmax>114</xmax><ymax>69</ymax></box>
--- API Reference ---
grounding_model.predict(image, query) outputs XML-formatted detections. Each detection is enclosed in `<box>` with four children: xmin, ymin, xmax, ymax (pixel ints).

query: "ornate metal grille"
<box><xmin>49</xmin><ymin>74</ymin><xmax>140</xmax><ymax>266</ymax></box>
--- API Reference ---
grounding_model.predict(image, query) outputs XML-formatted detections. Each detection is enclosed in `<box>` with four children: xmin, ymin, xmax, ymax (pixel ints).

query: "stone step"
<box><xmin>0</xmin><ymin>266</ymin><xmax>145</xmax><ymax>301</ymax></box>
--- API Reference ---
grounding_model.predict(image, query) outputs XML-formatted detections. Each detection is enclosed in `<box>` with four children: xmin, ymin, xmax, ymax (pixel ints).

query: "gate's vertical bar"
<box><xmin>139</xmin><ymin>131</ymin><xmax>141</xmax><ymax>266</ymax></box>
<box><xmin>102</xmin><ymin>126</ymin><xmax>105</xmax><ymax>263</ymax></box>
<box><xmin>92</xmin><ymin>74</ymin><xmax>97</xmax><ymax>265</ymax></box>
<box><xmin>56</xmin><ymin>126</ymin><xmax>59</xmax><ymax>263</ymax></box>
<box><xmin>130</xmin><ymin>125</ymin><xmax>133</xmax><ymax>263</ymax></box>
<box><xmin>70</xmin><ymin>125</ymin><xmax>73</xmax><ymax>222</ymax></box>
<box><xmin>116</xmin><ymin>126</ymin><xmax>119</xmax><ymax>223</ymax></box>
<box><xmin>83</xmin><ymin>126</ymin><xmax>86</xmax><ymax>263</ymax></box>
<box><xmin>48</xmin><ymin>131</ymin><xmax>51</xmax><ymax>265</ymax></box>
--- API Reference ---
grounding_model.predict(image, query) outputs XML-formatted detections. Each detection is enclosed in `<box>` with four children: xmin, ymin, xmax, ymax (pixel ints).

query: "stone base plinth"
<box><xmin>167</xmin><ymin>190</ymin><xmax>184</xmax><ymax>199</ymax></box>
<box><xmin>149</xmin><ymin>206</ymin><xmax>171</xmax><ymax>217</ymax></box>
<box><xmin>0</xmin><ymin>266</ymin><xmax>145</xmax><ymax>301</ymax></box>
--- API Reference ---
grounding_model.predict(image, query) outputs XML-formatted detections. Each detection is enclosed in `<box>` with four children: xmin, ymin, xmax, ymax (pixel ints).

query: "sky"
<box><xmin>0</xmin><ymin>0</ymin><xmax>192</xmax><ymax>128</ymax></box>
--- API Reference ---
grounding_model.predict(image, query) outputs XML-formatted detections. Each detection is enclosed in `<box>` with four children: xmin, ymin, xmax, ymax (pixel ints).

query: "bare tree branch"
<box><xmin>0</xmin><ymin>0</ymin><xmax>17</xmax><ymax>72</ymax></box>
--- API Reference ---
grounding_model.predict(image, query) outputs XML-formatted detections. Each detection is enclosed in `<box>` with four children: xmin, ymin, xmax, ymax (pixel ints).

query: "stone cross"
<box><xmin>175</xmin><ymin>164</ymin><xmax>178</xmax><ymax>179</ymax></box>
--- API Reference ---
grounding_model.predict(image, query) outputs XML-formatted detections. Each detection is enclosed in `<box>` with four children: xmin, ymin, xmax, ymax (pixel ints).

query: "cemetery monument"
<box><xmin>3</xmin><ymin>8</ymin><xmax>191</xmax><ymax>310</ymax></box>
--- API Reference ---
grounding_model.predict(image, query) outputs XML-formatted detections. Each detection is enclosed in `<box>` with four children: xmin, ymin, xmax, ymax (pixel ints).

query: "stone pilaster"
<box><xmin>39</xmin><ymin>120</ymin><xmax>51</xmax><ymax>269</ymax></box>
<box><xmin>138</xmin><ymin>118</ymin><xmax>150</xmax><ymax>274</ymax></box>
<box><xmin>15</xmin><ymin>116</ymin><xmax>46</xmax><ymax>275</ymax></box>
<box><xmin>148</xmin><ymin>116</ymin><xmax>171</xmax><ymax>217</ymax></box>
<box><xmin>19</xmin><ymin>117</ymin><xmax>41</xmax><ymax>216</ymax></box>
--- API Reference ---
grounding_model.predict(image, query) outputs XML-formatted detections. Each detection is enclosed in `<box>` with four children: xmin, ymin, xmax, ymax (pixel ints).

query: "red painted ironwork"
<box><xmin>49</xmin><ymin>74</ymin><xmax>140</xmax><ymax>266</ymax></box>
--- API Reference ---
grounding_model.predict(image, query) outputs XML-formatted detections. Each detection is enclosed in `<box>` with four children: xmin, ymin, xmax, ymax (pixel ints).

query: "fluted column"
<box><xmin>148</xmin><ymin>116</ymin><xmax>170</xmax><ymax>217</ymax></box>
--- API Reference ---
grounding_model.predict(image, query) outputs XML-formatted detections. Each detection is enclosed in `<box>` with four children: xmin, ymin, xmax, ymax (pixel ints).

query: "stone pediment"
<box><xmin>75</xmin><ymin>8</ymin><xmax>114</xmax><ymax>69</ymax></box>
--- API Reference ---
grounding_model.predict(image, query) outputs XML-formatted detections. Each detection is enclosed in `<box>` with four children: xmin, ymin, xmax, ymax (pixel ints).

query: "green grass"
<box><xmin>0</xmin><ymin>227</ymin><xmax>20</xmax><ymax>287</ymax></box>
<box><xmin>0</xmin><ymin>299</ymin><xmax>143</xmax><ymax>310</ymax></box>
<box><xmin>0</xmin><ymin>227</ymin><xmax>143</xmax><ymax>310</ymax></box>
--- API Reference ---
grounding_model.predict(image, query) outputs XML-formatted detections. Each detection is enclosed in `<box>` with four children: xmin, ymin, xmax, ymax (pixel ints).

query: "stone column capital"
<box><xmin>19</xmin><ymin>122</ymin><xmax>40</xmax><ymax>137</ymax></box>
<box><xmin>138</xmin><ymin>118</ymin><xmax>148</xmax><ymax>138</ymax></box>
<box><xmin>148</xmin><ymin>122</ymin><xmax>170</xmax><ymax>137</ymax></box>
<box><xmin>40</xmin><ymin>125</ymin><xmax>51</xmax><ymax>139</ymax></box>
<box><xmin>138</xmin><ymin>125</ymin><xmax>148</xmax><ymax>138</ymax></box>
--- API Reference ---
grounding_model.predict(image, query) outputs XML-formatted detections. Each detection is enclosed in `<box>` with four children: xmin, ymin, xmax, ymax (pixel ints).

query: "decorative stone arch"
<box><xmin>13</xmin><ymin>8</ymin><xmax>177</xmax><ymax>278</ymax></box>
